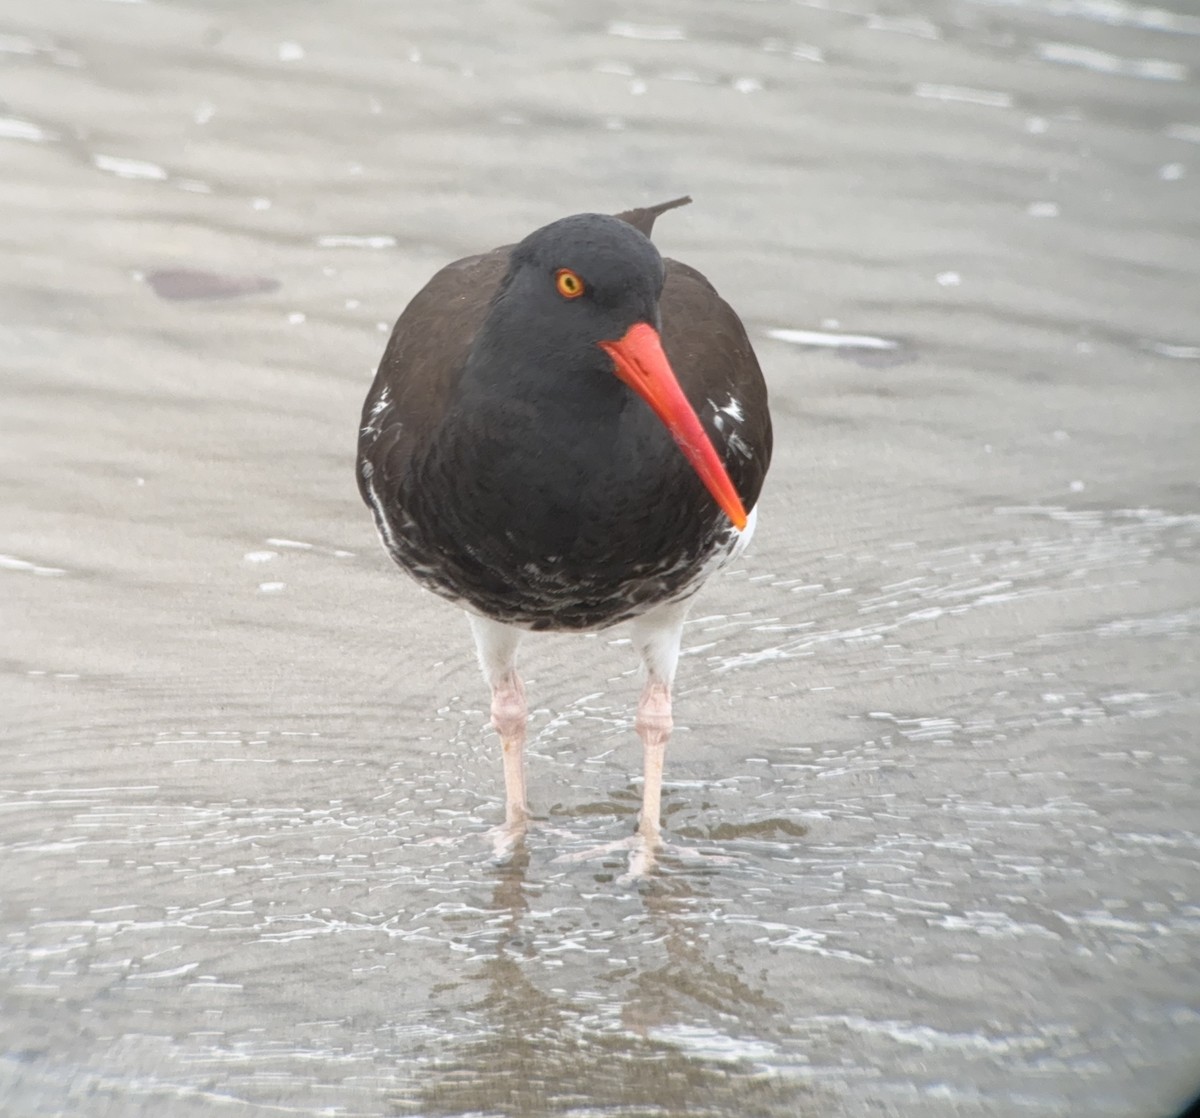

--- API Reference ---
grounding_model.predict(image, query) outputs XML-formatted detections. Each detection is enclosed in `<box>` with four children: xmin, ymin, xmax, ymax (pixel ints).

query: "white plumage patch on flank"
<box><xmin>720</xmin><ymin>395</ymin><xmax>744</xmax><ymax>422</ymax></box>
<box><xmin>361</xmin><ymin>389</ymin><xmax>393</xmax><ymax>439</ymax></box>
<box><xmin>362</xmin><ymin>474</ymin><xmax>402</xmax><ymax>557</ymax></box>
<box><xmin>727</xmin><ymin>432</ymin><xmax>753</xmax><ymax>459</ymax></box>
<box><xmin>730</xmin><ymin>503</ymin><xmax>758</xmax><ymax>561</ymax></box>
<box><xmin>707</xmin><ymin>395</ymin><xmax>744</xmax><ymax>434</ymax></box>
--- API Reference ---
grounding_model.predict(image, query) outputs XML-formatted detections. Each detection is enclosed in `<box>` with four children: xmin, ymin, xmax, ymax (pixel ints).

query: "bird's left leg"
<box><xmin>629</xmin><ymin>598</ymin><xmax>691</xmax><ymax>849</ymax></box>
<box><xmin>467</xmin><ymin>613</ymin><xmax>528</xmax><ymax>852</ymax></box>
<box><xmin>554</xmin><ymin>598</ymin><xmax>738</xmax><ymax>876</ymax></box>
<box><xmin>552</xmin><ymin>598</ymin><xmax>689</xmax><ymax>874</ymax></box>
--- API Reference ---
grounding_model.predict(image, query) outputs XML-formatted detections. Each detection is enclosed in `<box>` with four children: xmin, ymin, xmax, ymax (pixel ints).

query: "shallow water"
<box><xmin>2</xmin><ymin>0</ymin><xmax>1199</xmax><ymax>1115</ymax></box>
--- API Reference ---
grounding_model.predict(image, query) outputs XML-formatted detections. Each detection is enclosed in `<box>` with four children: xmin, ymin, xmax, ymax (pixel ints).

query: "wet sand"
<box><xmin>2</xmin><ymin>1</ymin><xmax>1199</xmax><ymax>1114</ymax></box>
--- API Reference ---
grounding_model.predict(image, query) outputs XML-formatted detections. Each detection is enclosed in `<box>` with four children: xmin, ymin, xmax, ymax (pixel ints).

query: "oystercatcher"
<box><xmin>357</xmin><ymin>197</ymin><xmax>771</xmax><ymax>858</ymax></box>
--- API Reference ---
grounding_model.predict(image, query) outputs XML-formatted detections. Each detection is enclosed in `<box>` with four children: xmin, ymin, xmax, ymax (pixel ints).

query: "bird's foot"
<box><xmin>552</xmin><ymin>832</ymin><xmax>657</xmax><ymax>881</ymax></box>
<box><xmin>485</xmin><ymin>817</ymin><xmax>529</xmax><ymax>863</ymax></box>
<box><xmin>553</xmin><ymin>830</ymin><xmax>736</xmax><ymax>880</ymax></box>
<box><xmin>625</xmin><ymin>832</ymin><xmax>660</xmax><ymax>880</ymax></box>
<box><xmin>483</xmin><ymin>814</ymin><xmax>576</xmax><ymax>864</ymax></box>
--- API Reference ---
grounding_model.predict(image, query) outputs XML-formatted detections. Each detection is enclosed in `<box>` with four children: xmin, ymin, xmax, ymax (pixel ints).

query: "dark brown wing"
<box><xmin>660</xmin><ymin>258</ymin><xmax>772</xmax><ymax>513</ymax></box>
<box><xmin>357</xmin><ymin>248</ymin><xmax>509</xmax><ymax>505</ymax></box>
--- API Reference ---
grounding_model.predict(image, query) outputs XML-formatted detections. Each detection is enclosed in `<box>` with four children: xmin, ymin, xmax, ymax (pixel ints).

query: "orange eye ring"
<box><xmin>555</xmin><ymin>268</ymin><xmax>585</xmax><ymax>300</ymax></box>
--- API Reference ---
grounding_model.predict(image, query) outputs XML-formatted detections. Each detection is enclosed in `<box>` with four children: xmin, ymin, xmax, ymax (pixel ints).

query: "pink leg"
<box><xmin>553</xmin><ymin>676</ymin><xmax>672</xmax><ymax>874</ymax></box>
<box><xmin>635</xmin><ymin>678</ymin><xmax>672</xmax><ymax>844</ymax></box>
<box><xmin>628</xmin><ymin>600</ymin><xmax>688</xmax><ymax>852</ymax></box>
<box><xmin>490</xmin><ymin>668</ymin><xmax>528</xmax><ymax>828</ymax></box>
<box><xmin>467</xmin><ymin>614</ymin><xmax>529</xmax><ymax>842</ymax></box>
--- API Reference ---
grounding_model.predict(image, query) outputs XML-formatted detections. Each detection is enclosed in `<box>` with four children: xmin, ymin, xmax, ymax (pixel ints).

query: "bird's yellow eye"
<box><xmin>555</xmin><ymin>268</ymin><xmax>585</xmax><ymax>300</ymax></box>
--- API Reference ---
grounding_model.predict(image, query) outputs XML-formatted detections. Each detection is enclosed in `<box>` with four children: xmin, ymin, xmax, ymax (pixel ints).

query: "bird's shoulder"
<box><xmin>660</xmin><ymin>258</ymin><xmax>773</xmax><ymax>508</ymax></box>
<box><xmin>357</xmin><ymin>246</ymin><xmax>511</xmax><ymax>492</ymax></box>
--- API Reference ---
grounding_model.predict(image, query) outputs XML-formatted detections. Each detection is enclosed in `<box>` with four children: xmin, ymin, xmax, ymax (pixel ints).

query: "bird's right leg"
<box><xmin>467</xmin><ymin>614</ymin><xmax>528</xmax><ymax>846</ymax></box>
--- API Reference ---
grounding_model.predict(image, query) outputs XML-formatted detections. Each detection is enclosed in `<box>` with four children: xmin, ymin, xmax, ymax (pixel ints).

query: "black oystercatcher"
<box><xmin>357</xmin><ymin>197</ymin><xmax>771</xmax><ymax>858</ymax></box>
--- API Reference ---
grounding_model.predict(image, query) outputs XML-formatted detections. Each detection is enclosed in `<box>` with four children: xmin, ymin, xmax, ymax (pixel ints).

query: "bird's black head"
<box><xmin>462</xmin><ymin>208</ymin><xmax>747</xmax><ymax>531</ymax></box>
<box><xmin>483</xmin><ymin>213</ymin><xmax>666</xmax><ymax>362</ymax></box>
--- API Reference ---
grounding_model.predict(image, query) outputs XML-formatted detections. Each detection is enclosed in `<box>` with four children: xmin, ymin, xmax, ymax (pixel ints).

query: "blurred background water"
<box><xmin>2</xmin><ymin>0</ymin><xmax>1199</xmax><ymax>1114</ymax></box>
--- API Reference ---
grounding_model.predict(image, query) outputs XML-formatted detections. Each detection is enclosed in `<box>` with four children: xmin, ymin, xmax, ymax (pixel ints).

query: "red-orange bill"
<box><xmin>599</xmin><ymin>322</ymin><xmax>748</xmax><ymax>531</ymax></box>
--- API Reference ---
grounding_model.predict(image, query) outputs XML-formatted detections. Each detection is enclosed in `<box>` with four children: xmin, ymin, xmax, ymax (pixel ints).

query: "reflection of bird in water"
<box><xmin>618</xmin><ymin>877</ymin><xmax>784</xmax><ymax>1042</ymax></box>
<box><xmin>410</xmin><ymin>852</ymin><xmax>823</xmax><ymax>1118</ymax></box>
<box><xmin>358</xmin><ymin>198</ymin><xmax>771</xmax><ymax>868</ymax></box>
